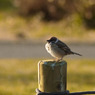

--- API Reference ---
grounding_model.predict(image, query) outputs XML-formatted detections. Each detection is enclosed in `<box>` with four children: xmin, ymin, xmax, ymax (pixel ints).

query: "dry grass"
<box><xmin>0</xmin><ymin>0</ymin><xmax>95</xmax><ymax>43</ymax></box>
<box><xmin>0</xmin><ymin>7</ymin><xmax>95</xmax><ymax>43</ymax></box>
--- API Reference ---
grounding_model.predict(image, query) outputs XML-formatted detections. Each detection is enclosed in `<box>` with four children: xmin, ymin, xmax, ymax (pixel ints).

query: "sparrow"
<box><xmin>45</xmin><ymin>37</ymin><xmax>82</xmax><ymax>61</ymax></box>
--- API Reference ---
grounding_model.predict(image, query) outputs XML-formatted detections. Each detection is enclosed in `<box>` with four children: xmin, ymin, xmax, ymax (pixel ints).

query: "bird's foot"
<box><xmin>54</xmin><ymin>58</ymin><xmax>63</xmax><ymax>62</ymax></box>
<box><xmin>53</xmin><ymin>59</ymin><xmax>57</xmax><ymax>62</ymax></box>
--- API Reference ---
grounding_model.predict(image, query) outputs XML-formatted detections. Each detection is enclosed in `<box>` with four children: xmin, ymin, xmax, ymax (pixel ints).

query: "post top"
<box><xmin>38</xmin><ymin>60</ymin><xmax>67</xmax><ymax>66</ymax></box>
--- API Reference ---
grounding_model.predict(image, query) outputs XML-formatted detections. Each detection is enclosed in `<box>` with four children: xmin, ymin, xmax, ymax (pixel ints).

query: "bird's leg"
<box><xmin>53</xmin><ymin>58</ymin><xmax>63</xmax><ymax>62</ymax></box>
<box><xmin>53</xmin><ymin>58</ymin><xmax>57</xmax><ymax>62</ymax></box>
<box><xmin>53</xmin><ymin>58</ymin><xmax>59</xmax><ymax>62</ymax></box>
<box><xmin>56</xmin><ymin>58</ymin><xmax>63</xmax><ymax>62</ymax></box>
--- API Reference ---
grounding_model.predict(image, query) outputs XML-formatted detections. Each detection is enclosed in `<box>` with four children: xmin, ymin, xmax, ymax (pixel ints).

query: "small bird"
<box><xmin>45</xmin><ymin>37</ymin><xmax>82</xmax><ymax>61</ymax></box>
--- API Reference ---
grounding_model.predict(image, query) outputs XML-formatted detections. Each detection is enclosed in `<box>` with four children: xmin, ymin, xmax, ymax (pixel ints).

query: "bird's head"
<box><xmin>47</xmin><ymin>37</ymin><xmax>58</xmax><ymax>43</ymax></box>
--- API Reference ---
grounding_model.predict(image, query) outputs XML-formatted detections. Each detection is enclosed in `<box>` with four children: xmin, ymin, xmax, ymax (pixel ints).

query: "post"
<box><xmin>38</xmin><ymin>60</ymin><xmax>67</xmax><ymax>92</ymax></box>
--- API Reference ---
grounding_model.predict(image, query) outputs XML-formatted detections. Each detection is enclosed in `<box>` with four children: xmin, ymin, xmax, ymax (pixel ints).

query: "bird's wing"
<box><xmin>56</xmin><ymin>40</ymin><xmax>72</xmax><ymax>54</ymax></box>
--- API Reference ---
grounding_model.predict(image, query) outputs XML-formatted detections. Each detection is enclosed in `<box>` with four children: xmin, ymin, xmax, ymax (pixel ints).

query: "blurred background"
<box><xmin>0</xmin><ymin>0</ymin><xmax>95</xmax><ymax>95</ymax></box>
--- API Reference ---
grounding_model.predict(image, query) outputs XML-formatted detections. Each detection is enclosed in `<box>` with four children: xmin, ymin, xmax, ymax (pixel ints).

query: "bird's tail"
<box><xmin>71</xmin><ymin>51</ymin><xmax>82</xmax><ymax>56</ymax></box>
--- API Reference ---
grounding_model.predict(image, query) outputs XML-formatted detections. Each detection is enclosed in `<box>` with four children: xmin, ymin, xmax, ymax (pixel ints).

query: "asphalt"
<box><xmin>0</xmin><ymin>42</ymin><xmax>95</xmax><ymax>59</ymax></box>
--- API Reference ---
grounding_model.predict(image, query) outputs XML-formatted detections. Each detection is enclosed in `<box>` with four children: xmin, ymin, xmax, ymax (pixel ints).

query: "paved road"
<box><xmin>0</xmin><ymin>42</ymin><xmax>95</xmax><ymax>59</ymax></box>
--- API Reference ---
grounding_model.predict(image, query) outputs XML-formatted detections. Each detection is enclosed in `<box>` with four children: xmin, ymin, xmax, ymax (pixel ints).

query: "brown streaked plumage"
<box><xmin>45</xmin><ymin>37</ymin><xmax>82</xmax><ymax>61</ymax></box>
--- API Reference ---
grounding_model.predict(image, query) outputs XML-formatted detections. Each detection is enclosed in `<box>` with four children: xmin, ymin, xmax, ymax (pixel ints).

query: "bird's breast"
<box><xmin>45</xmin><ymin>43</ymin><xmax>65</xmax><ymax>58</ymax></box>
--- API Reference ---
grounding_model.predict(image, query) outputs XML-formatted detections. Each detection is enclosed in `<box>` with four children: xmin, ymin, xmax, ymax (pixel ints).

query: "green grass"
<box><xmin>67</xmin><ymin>59</ymin><xmax>95</xmax><ymax>92</ymax></box>
<box><xmin>0</xmin><ymin>59</ymin><xmax>38</xmax><ymax>95</ymax></box>
<box><xmin>0</xmin><ymin>59</ymin><xmax>95</xmax><ymax>95</ymax></box>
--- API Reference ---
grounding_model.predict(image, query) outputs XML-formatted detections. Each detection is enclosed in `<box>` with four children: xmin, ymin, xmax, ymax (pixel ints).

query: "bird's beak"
<box><xmin>47</xmin><ymin>40</ymin><xmax>50</xmax><ymax>43</ymax></box>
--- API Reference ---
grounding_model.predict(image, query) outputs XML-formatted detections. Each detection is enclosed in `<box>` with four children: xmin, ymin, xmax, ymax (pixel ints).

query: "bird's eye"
<box><xmin>50</xmin><ymin>41</ymin><xmax>55</xmax><ymax>45</ymax></box>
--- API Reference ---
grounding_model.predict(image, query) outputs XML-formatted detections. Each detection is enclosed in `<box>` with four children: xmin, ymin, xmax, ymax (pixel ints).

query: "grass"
<box><xmin>0</xmin><ymin>1</ymin><xmax>95</xmax><ymax>42</ymax></box>
<box><xmin>67</xmin><ymin>59</ymin><xmax>95</xmax><ymax>92</ymax></box>
<box><xmin>1</xmin><ymin>12</ymin><xmax>95</xmax><ymax>43</ymax></box>
<box><xmin>0</xmin><ymin>59</ymin><xmax>95</xmax><ymax>95</ymax></box>
<box><xmin>0</xmin><ymin>59</ymin><xmax>38</xmax><ymax>95</ymax></box>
